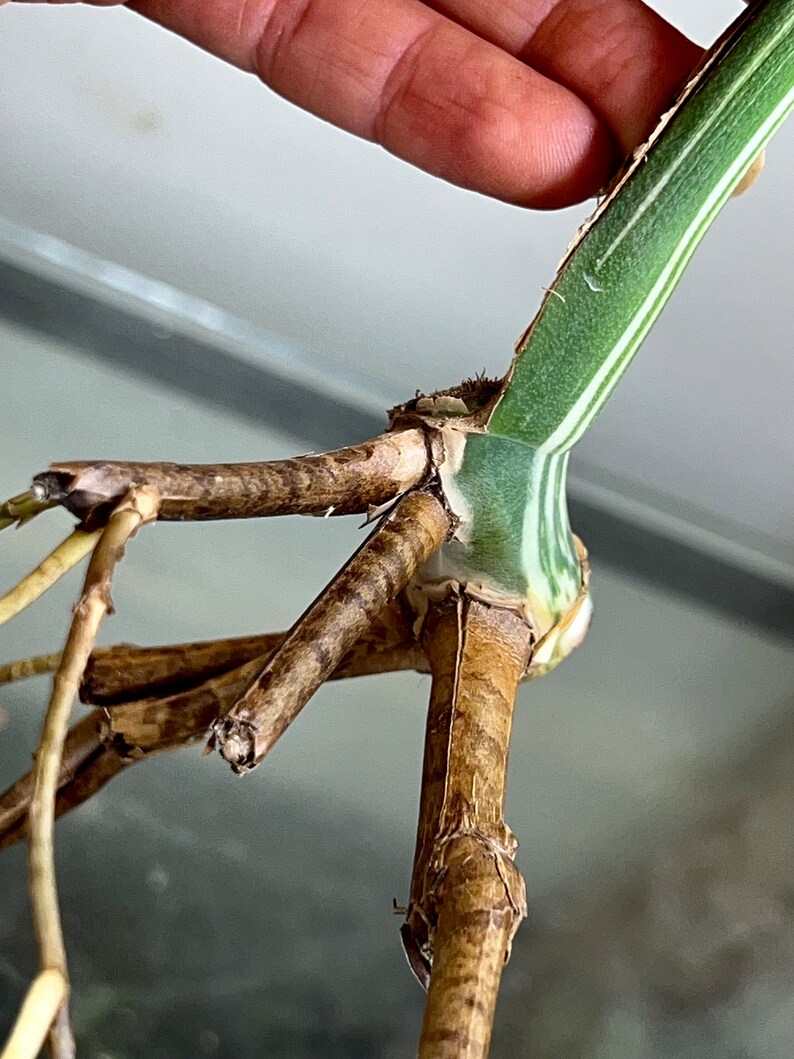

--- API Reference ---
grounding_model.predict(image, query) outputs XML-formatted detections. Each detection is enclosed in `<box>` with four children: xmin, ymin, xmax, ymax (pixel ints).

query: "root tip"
<box><xmin>210</xmin><ymin>718</ymin><xmax>258</xmax><ymax>774</ymax></box>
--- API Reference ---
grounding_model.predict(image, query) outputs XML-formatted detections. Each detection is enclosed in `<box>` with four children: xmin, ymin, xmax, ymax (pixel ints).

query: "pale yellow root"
<box><xmin>0</xmin><ymin>530</ymin><xmax>101</xmax><ymax>628</ymax></box>
<box><xmin>27</xmin><ymin>487</ymin><xmax>160</xmax><ymax>1059</ymax></box>
<box><xmin>0</xmin><ymin>653</ymin><xmax>63</xmax><ymax>686</ymax></box>
<box><xmin>0</xmin><ymin>970</ymin><xmax>67</xmax><ymax>1059</ymax></box>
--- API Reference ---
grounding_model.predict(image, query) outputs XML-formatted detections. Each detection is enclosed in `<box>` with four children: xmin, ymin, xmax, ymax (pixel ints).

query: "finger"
<box><xmin>423</xmin><ymin>0</ymin><xmax>702</xmax><ymax>153</ymax></box>
<box><xmin>128</xmin><ymin>0</ymin><xmax>617</xmax><ymax>207</ymax></box>
<box><xmin>520</xmin><ymin>0</ymin><xmax>702</xmax><ymax>152</ymax></box>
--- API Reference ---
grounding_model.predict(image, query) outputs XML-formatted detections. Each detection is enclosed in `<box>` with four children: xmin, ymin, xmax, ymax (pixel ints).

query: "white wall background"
<box><xmin>0</xmin><ymin>1</ymin><xmax>791</xmax><ymax>564</ymax></box>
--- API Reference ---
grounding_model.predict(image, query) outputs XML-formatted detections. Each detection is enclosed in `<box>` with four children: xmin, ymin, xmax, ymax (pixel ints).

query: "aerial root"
<box><xmin>0</xmin><ymin>490</ymin><xmax>56</xmax><ymax>533</ymax></box>
<box><xmin>211</xmin><ymin>489</ymin><xmax>451</xmax><ymax>773</ymax></box>
<box><xmin>402</xmin><ymin>592</ymin><xmax>532</xmax><ymax>1059</ymax></box>
<box><xmin>77</xmin><ymin>597</ymin><xmax>423</xmax><ymax>704</ymax></box>
<box><xmin>0</xmin><ymin>969</ymin><xmax>68</xmax><ymax>1059</ymax></box>
<box><xmin>0</xmin><ymin>529</ymin><xmax>102</xmax><ymax>627</ymax></box>
<box><xmin>0</xmin><ymin>651</ymin><xmax>64</xmax><ymax>685</ymax></box>
<box><xmin>31</xmin><ymin>426</ymin><xmax>431</xmax><ymax>526</ymax></box>
<box><xmin>0</xmin><ymin>599</ymin><xmax>427</xmax><ymax>849</ymax></box>
<box><xmin>21</xmin><ymin>485</ymin><xmax>160</xmax><ymax>1059</ymax></box>
<box><xmin>0</xmin><ymin>712</ymin><xmax>107</xmax><ymax>851</ymax></box>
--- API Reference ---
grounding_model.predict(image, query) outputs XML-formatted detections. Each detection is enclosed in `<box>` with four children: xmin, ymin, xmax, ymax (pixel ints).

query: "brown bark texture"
<box><xmin>403</xmin><ymin>593</ymin><xmax>532</xmax><ymax>1059</ymax></box>
<box><xmin>32</xmin><ymin>428</ymin><xmax>429</xmax><ymax>526</ymax></box>
<box><xmin>0</xmin><ymin>601</ymin><xmax>428</xmax><ymax>850</ymax></box>
<box><xmin>79</xmin><ymin>598</ymin><xmax>424</xmax><ymax>704</ymax></box>
<box><xmin>212</xmin><ymin>490</ymin><xmax>450</xmax><ymax>773</ymax></box>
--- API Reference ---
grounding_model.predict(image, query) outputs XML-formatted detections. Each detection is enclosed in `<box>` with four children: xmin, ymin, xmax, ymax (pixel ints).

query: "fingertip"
<box><xmin>486</xmin><ymin>107</ymin><xmax>619</xmax><ymax>209</ymax></box>
<box><xmin>375</xmin><ymin>34</ymin><xmax>619</xmax><ymax>209</ymax></box>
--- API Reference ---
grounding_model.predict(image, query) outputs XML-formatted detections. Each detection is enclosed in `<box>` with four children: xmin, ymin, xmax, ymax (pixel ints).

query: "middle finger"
<box><xmin>422</xmin><ymin>0</ymin><xmax>701</xmax><ymax>151</ymax></box>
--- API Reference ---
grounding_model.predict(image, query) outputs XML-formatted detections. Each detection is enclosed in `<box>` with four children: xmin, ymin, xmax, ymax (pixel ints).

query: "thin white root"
<box><xmin>0</xmin><ymin>970</ymin><xmax>67</xmax><ymax>1059</ymax></box>
<box><xmin>0</xmin><ymin>530</ymin><xmax>102</xmax><ymax>628</ymax></box>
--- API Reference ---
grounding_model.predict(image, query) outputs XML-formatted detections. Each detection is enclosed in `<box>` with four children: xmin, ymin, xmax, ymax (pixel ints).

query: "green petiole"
<box><xmin>430</xmin><ymin>0</ymin><xmax>794</xmax><ymax>657</ymax></box>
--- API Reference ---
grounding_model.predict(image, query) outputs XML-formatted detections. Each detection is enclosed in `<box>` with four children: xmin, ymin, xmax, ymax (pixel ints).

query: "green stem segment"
<box><xmin>492</xmin><ymin>0</ymin><xmax>794</xmax><ymax>450</ymax></box>
<box><xmin>439</xmin><ymin>0</ymin><xmax>794</xmax><ymax>636</ymax></box>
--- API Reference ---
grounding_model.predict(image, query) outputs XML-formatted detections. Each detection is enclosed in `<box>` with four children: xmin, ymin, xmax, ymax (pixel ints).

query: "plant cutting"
<box><xmin>1</xmin><ymin>0</ymin><xmax>792</xmax><ymax>1056</ymax></box>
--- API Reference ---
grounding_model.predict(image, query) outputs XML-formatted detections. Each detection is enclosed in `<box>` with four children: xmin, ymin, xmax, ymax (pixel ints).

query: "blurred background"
<box><xmin>1</xmin><ymin>2</ymin><xmax>793</xmax><ymax>1055</ymax></box>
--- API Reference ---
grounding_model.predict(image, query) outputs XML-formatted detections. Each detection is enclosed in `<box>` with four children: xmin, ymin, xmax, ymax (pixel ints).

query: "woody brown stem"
<box><xmin>403</xmin><ymin>593</ymin><xmax>533</xmax><ymax>1059</ymax></box>
<box><xmin>212</xmin><ymin>490</ymin><xmax>450</xmax><ymax>773</ymax></box>
<box><xmin>32</xmin><ymin>428</ymin><xmax>429</xmax><ymax>527</ymax></box>
<box><xmin>0</xmin><ymin>606</ymin><xmax>427</xmax><ymax>851</ymax></box>
<box><xmin>0</xmin><ymin>600</ymin><xmax>420</xmax><ymax>702</ymax></box>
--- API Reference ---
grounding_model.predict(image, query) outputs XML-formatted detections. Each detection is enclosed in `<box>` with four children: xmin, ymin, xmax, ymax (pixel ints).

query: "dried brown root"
<box><xmin>30</xmin><ymin>427</ymin><xmax>430</xmax><ymax>527</ymax></box>
<box><xmin>25</xmin><ymin>486</ymin><xmax>160</xmax><ymax>1059</ymax></box>
<box><xmin>0</xmin><ymin>529</ymin><xmax>102</xmax><ymax>627</ymax></box>
<box><xmin>0</xmin><ymin>602</ymin><xmax>428</xmax><ymax>850</ymax></box>
<box><xmin>0</xmin><ymin>711</ymin><xmax>120</xmax><ymax>853</ymax></box>
<box><xmin>0</xmin><ymin>969</ymin><xmax>67</xmax><ymax>1059</ymax></box>
<box><xmin>212</xmin><ymin>490</ymin><xmax>451</xmax><ymax>773</ymax></box>
<box><xmin>732</xmin><ymin>149</ymin><xmax>765</xmax><ymax>196</ymax></box>
<box><xmin>77</xmin><ymin>598</ymin><xmax>421</xmax><ymax>705</ymax></box>
<box><xmin>402</xmin><ymin>592</ymin><xmax>532</xmax><ymax>1059</ymax></box>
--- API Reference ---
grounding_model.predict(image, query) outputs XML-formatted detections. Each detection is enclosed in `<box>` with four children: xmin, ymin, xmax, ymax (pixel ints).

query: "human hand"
<box><xmin>7</xmin><ymin>0</ymin><xmax>703</xmax><ymax>208</ymax></box>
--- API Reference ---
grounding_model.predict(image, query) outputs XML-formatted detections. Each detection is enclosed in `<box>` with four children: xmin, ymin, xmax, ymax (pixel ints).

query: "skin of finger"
<box><xmin>519</xmin><ymin>0</ymin><xmax>702</xmax><ymax>152</ymax></box>
<box><xmin>420</xmin><ymin>0</ymin><xmax>702</xmax><ymax>153</ymax></box>
<box><xmin>127</xmin><ymin>0</ymin><xmax>616</xmax><ymax>205</ymax></box>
